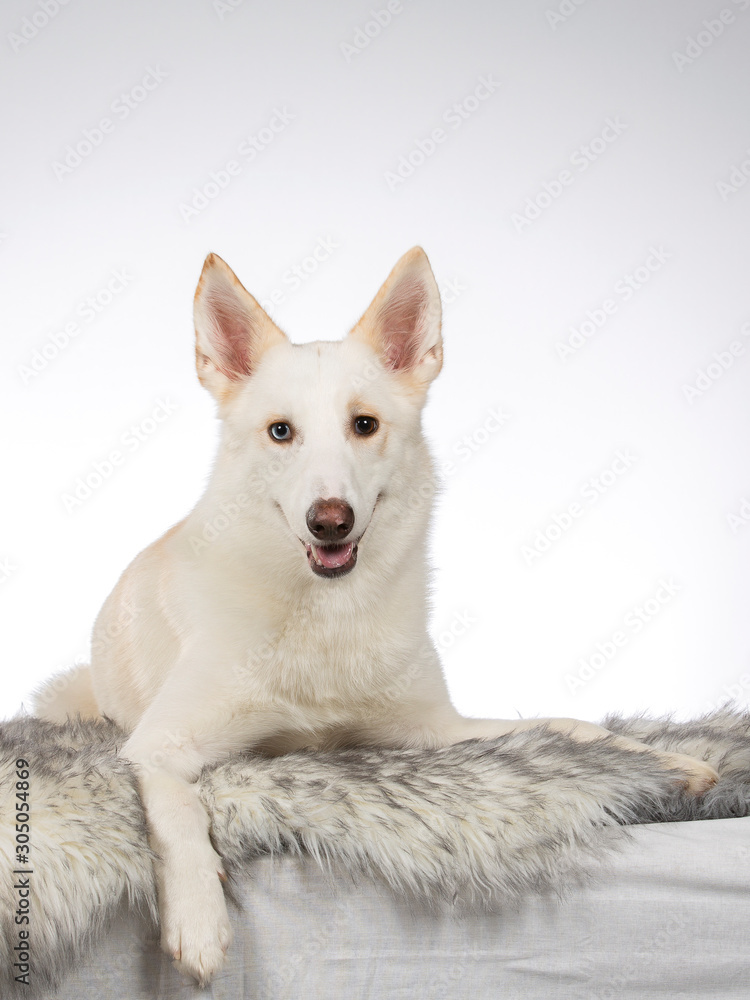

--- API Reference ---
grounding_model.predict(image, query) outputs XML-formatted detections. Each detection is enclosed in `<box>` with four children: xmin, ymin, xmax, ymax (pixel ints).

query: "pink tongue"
<box><xmin>315</xmin><ymin>543</ymin><xmax>353</xmax><ymax>569</ymax></box>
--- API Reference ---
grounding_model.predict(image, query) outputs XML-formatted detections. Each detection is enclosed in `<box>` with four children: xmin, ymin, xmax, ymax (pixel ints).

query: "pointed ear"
<box><xmin>193</xmin><ymin>253</ymin><xmax>288</xmax><ymax>402</ymax></box>
<box><xmin>350</xmin><ymin>247</ymin><xmax>442</xmax><ymax>391</ymax></box>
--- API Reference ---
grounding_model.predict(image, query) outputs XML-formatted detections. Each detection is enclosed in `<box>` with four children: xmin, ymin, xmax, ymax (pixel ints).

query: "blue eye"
<box><xmin>269</xmin><ymin>422</ymin><xmax>292</xmax><ymax>442</ymax></box>
<box><xmin>354</xmin><ymin>416</ymin><xmax>378</xmax><ymax>436</ymax></box>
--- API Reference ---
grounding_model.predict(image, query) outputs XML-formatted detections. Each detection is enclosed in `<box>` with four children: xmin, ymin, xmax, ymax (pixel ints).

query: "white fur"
<box><xmin>36</xmin><ymin>247</ymin><xmax>718</xmax><ymax>985</ymax></box>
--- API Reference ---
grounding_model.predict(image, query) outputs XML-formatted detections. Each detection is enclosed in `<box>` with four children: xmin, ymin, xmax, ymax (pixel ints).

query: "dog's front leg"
<box><xmin>400</xmin><ymin>708</ymin><xmax>719</xmax><ymax>795</ymax></box>
<box><xmin>125</xmin><ymin>754</ymin><xmax>230</xmax><ymax>985</ymax></box>
<box><xmin>122</xmin><ymin>696</ymin><xmax>281</xmax><ymax>985</ymax></box>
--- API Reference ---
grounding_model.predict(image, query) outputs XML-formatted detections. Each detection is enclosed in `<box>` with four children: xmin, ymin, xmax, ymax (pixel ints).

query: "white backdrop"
<box><xmin>2</xmin><ymin>0</ymin><xmax>749</xmax><ymax>723</ymax></box>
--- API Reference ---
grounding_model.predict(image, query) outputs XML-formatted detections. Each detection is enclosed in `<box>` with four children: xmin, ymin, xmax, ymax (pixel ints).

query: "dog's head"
<box><xmin>193</xmin><ymin>248</ymin><xmax>442</xmax><ymax>580</ymax></box>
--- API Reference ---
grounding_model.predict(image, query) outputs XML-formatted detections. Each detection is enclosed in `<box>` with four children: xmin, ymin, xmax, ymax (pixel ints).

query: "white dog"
<box><xmin>36</xmin><ymin>248</ymin><xmax>717</xmax><ymax>984</ymax></box>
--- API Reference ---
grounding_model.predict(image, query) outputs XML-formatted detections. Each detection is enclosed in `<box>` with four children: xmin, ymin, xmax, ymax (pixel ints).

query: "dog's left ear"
<box><xmin>194</xmin><ymin>253</ymin><xmax>288</xmax><ymax>403</ymax></box>
<box><xmin>351</xmin><ymin>247</ymin><xmax>442</xmax><ymax>390</ymax></box>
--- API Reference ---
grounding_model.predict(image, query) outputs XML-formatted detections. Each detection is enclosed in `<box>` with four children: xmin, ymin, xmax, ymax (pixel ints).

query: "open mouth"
<box><xmin>304</xmin><ymin>541</ymin><xmax>358</xmax><ymax>578</ymax></box>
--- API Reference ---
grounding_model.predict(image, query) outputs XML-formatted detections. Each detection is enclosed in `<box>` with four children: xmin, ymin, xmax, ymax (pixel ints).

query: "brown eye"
<box><xmin>269</xmin><ymin>422</ymin><xmax>292</xmax><ymax>442</ymax></box>
<box><xmin>354</xmin><ymin>416</ymin><xmax>378</xmax><ymax>436</ymax></box>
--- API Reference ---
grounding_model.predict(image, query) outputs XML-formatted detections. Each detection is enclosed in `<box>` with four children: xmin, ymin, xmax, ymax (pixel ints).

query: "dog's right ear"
<box><xmin>350</xmin><ymin>247</ymin><xmax>443</xmax><ymax>394</ymax></box>
<box><xmin>193</xmin><ymin>253</ymin><xmax>288</xmax><ymax>403</ymax></box>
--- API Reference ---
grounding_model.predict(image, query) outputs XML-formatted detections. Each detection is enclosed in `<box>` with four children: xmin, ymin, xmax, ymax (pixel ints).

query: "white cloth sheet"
<box><xmin>49</xmin><ymin>817</ymin><xmax>750</xmax><ymax>999</ymax></box>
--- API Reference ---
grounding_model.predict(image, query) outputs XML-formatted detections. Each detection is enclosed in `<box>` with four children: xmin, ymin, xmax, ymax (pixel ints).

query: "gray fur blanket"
<box><xmin>2</xmin><ymin>708</ymin><xmax>750</xmax><ymax>996</ymax></box>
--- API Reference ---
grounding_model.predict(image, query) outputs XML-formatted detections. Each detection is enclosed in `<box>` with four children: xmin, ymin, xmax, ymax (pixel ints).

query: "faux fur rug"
<box><xmin>2</xmin><ymin>709</ymin><xmax>750</xmax><ymax>995</ymax></box>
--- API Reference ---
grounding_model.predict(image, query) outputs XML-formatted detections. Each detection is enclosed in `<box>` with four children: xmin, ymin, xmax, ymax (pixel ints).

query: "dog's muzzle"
<box><xmin>304</xmin><ymin>499</ymin><xmax>358</xmax><ymax>577</ymax></box>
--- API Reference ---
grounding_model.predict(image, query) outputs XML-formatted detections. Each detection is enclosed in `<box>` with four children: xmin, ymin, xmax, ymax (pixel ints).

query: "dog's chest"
<box><xmin>242</xmin><ymin>598</ymin><xmax>418</xmax><ymax>708</ymax></box>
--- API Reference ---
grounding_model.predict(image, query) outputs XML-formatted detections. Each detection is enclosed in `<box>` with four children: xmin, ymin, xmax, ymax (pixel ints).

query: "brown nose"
<box><xmin>306</xmin><ymin>499</ymin><xmax>355</xmax><ymax>542</ymax></box>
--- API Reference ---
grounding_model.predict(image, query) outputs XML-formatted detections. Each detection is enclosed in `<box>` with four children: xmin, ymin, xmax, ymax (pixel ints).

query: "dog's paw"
<box><xmin>159</xmin><ymin>860</ymin><xmax>233</xmax><ymax>986</ymax></box>
<box><xmin>664</xmin><ymin>752</ymin><xmax>719</xmax><ymax>795</ymax></box>
<box><xmin>169</xmin><ymin>923</ymin><xmax>232</xmax><ymax>987</ymax></box>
